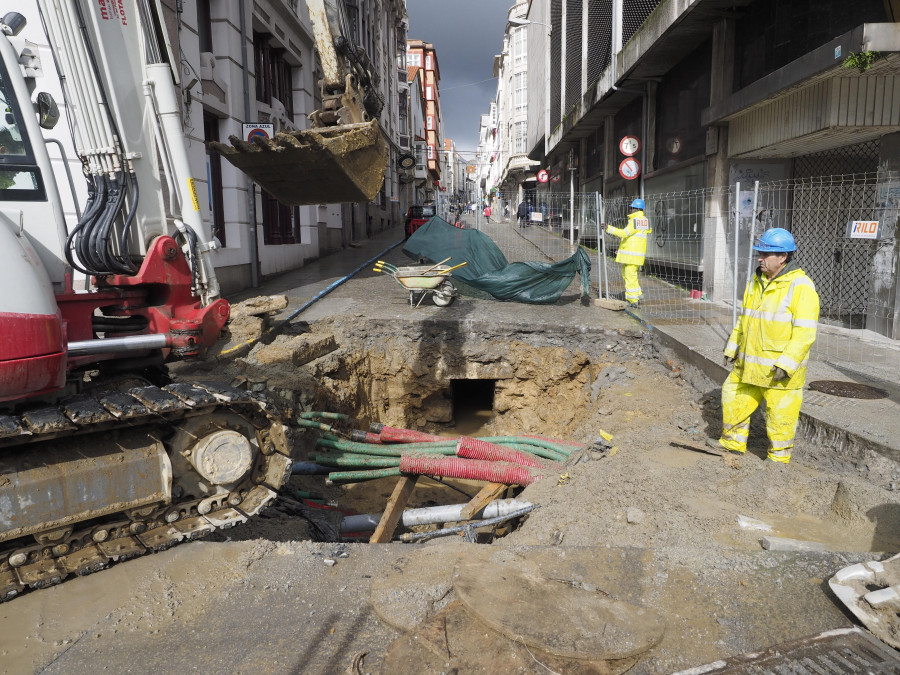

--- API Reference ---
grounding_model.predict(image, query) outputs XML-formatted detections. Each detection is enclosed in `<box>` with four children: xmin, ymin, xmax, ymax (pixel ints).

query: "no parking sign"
<box><xmin>242</xmin><ymin>123</ymin><xmax>274</xmax><ymax>143</ymax></box>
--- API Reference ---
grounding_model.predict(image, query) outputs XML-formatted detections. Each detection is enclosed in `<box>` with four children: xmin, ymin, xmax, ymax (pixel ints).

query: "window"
<box><xmin>514</xmin><ymin>72</ymin><xmax>527</xmax><ymax>114</ymax></box>
<box><xmin>427</xmin><ymin>145</ymin><xmax>434</xmax><ymax>160</ymax></box>
<box><xmin>261</xmin><ymin>190</ymin><xmax>297</xmax><ymax>245</ymax></box>
<box><xmin>425</xmin><ymin>53</ymin><xmax>433</xmax><ymax>70</ymax></box>
<box><xmin>426</xmin><ymin>115</ymin><xmax>434</xmax><ymax>131</ymax></box>
<box><xmin>407</xmin><ymin>51</ymin><xmax>422</xmax><ymax>67</ymax></box>
<box><xmin>197</xmin><ymin>0</ymin><xmax>213</xmax><ymax>53</ymax></box>
<box><xmin>254</xmin><ymin>33</ymin><xmax>294</xmax><ymax>117</ymax></box>
<box><xmin>0</xmin><ymin>64</ymin><xmax>45</xmax><ymax>201</ymax></box>
<box><xmin>203</xmin><ymin>111</ymin><xmax>226</xmax><ymax>246</ymax></box>
<box><xmin>425</xmin><ymin>85</ymin><xmax>433</xmax><ymax>100</ymax></box>
<box><xmin>515</xmin><ymin>121</ymin><xmax>526</xmax><ymax>154</ymax></box>
<box><xmin>513</xmin><ymin>26</ymin><xmax>527</xmax><ymax>66</ymax></box>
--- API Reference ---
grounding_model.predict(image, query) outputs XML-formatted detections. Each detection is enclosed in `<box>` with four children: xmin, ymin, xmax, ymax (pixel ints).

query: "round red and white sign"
<box><xmin>537</xmin><ymin>169</ymin><xmax>549</xmax><ymax>183</ymax></box>
<box><xmin>619</xmin><ymin>157</ymin><xmax>641</xmax><ymax>180</ymax></box>
<box><xmin>619</xmin><ymin>136</ymin><xmax>641</xmax><ymax>157</ymax></box>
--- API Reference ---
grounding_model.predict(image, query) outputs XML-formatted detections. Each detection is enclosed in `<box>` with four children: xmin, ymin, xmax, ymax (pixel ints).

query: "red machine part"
<box><xmin>55</xmin><ymin>235</ymin><xmax>230</xmax><ymax>369</ymax></box>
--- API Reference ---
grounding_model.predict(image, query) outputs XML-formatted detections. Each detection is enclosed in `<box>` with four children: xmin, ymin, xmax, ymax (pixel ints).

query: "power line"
<box><xmin>439</xmin><ymin>77</ymin><xmax>497</xmax><ymax>93</ymax></box>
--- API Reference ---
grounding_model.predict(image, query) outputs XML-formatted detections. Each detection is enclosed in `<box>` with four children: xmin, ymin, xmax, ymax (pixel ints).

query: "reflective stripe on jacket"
<box><xmin>724</xmin><ymin>264</ymin><xmax>819</xmax><ymax>389</ymax></box>
<box><xmin>607</xmin><ymin>210</ymin><xmax>651</xmax><ymax>265</ymax></box>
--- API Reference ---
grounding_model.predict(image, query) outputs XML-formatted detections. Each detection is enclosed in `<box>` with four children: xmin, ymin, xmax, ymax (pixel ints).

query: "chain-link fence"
<box><xmin>471</xmin><ymin>171</ymin><xmax>900</xmax><ymax>380</ymax></box>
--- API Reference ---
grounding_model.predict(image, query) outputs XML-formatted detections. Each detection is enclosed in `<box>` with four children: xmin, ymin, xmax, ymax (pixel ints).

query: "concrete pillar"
<box><xmin>603</xmin><ymin>115</ymin><xmax>616</xmax><ymax>196</ymax></box>
<box><xmin>704</xmin><ymin>19</ymin><xmax>735</xmax><ymax>304</ymax></box>
<box><xmin>866</xmin><ymin>131</ymin><xmax>900</xmax><ymax>337</ymax></box>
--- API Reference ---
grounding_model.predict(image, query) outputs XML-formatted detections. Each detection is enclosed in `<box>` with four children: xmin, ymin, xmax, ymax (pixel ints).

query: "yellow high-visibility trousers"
<box><xmin>622</xmin><ymin>264</ymin><xmax>642</xmax><ymax>304</ymax></box>
<box><xmin>718</xmin><ymin>370</ymin><xmax>803</xmax><ymax>463</ymax></box>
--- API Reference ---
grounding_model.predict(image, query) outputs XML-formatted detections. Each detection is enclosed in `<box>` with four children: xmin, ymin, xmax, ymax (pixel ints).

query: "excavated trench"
<box><xmin>201</xmin><ymin>316</ymin><xmax>900</xmax><ymax>557</ymax></box>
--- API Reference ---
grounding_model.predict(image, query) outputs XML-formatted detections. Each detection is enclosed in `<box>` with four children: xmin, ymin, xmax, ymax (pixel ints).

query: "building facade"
<box><xmin>526</xmin><ymin>0</ymin><xmax>900</xmax><ymax>337</ymax></box>
<box><xmin>406</xmin><ymin>39</ymin><xmax>443</xmax><ymax>190</ymax></box>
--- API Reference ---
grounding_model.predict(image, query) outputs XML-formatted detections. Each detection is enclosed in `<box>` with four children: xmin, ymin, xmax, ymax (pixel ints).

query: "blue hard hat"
<box><xmin>753</xmin><ymin>228</ymin><xmax>797</xmax><ymax>253</ymax></box>
<box><xmin>630</xmin><ymin>198</ymin><xmax>645</xmax><ymax>210</ymax></box>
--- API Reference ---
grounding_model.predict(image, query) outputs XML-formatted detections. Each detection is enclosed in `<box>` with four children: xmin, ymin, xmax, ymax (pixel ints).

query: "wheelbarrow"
<box><xmin>374</xmin><ymin>257</ymin><xmax>467</xmax><ymax>308</ymax></box>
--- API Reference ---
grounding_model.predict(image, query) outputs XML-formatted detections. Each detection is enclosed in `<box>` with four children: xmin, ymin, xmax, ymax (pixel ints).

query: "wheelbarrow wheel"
<box><xmin>432</xmin><ymin>280</ymin><xmax>456</xmax><ymax>307</ymax></box>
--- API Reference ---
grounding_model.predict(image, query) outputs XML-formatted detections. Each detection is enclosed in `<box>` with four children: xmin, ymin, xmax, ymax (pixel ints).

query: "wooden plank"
<box><xmin>369</xmin><ymin>475</ymin><xmax>418</xmax><ymax>543</ymax></box>
<box><xmin>459</xmin><ymin>482</ymin><xmax>508</xmax><ymax>521</ymax></box>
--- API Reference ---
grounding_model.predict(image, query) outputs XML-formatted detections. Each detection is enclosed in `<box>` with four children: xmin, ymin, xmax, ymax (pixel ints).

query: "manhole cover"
<box><xmin>807</xmin><ymin>380</ymin><xmax>887</xmax><ymax>399</ymax></box>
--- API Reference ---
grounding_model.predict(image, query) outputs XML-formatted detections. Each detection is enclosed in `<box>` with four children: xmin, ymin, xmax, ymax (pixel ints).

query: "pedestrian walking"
<box><xmin>707</xmin><ymin>228</ymin><xmax>819</xmax><ymax>464</ymax></box>
<box><xmin>483</xmin><ymin>205</ymin><xmax>491</xmax><ymax>223</ymax></box>
<box><xmin>600</xmin><ymin>198</ymin><xmax>650</xmax><ymax>306</ymax></box>
<box><xmin>517</xmin><ymin>200</ymin><xmax>529</xmax><ymax>228</ymax></box>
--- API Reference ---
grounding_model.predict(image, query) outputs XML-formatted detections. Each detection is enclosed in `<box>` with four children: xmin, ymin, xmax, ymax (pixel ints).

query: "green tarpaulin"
<box><xmin>402</xmin><ymin>217</ymin><xmax>591</xmax><ymax>304</ymax></box>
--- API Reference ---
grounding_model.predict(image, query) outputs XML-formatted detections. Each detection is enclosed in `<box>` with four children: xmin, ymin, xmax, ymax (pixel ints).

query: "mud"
<box><xmin>3</xmin><ymin>300</ymin><xmax>900</xmax><ymax>673</ymax></box>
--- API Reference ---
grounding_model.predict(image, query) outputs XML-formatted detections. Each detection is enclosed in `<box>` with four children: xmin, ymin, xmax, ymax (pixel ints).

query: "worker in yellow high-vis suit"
<box><xmin>707</xmin><ymin>228</ymin><xmax>819</xmax><ymax>464</ymax></box>
<box><xmin>601</xmin><ymin>198</ymin><xmax>650</xmax><ymax>306</ymax></box>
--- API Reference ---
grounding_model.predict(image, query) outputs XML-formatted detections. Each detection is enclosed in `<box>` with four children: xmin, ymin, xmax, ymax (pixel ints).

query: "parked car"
<box><xmin>405</xmin><ymin>203</ymin><xmax>437</xmax><ymax>239</ymax></box>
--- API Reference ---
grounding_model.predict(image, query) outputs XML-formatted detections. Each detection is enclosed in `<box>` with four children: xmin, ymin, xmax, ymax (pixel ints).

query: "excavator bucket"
<box><xmin>212</xmin><ymin>120</ymin><xmax>388</xmax><ymax>206</ymax></box>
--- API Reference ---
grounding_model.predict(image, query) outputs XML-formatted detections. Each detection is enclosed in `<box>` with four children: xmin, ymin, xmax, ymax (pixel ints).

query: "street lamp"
<box><xmin>508</xmin><ymin>17</ymin><xmax>552</xmax><ymax>32</ymax></box>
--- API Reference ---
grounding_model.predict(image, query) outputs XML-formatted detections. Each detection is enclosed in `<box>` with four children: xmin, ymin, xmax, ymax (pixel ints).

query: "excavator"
<box><xmin>0</xmin><ymin>0</ymin><xmax>386</xmax><ymax>600</ymax></box>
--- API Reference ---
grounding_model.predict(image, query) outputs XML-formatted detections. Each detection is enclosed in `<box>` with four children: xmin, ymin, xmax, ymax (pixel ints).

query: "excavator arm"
<box><xmin>212</xmin><ymin>0</ymin><xmax>388</xmax><ymax>206</ymax></box>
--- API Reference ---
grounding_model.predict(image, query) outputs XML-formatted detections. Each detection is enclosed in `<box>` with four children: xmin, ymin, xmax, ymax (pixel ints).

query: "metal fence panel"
<box><xmin>475</xmin><ymin>170</ymin><xmax>900</xmax><ymax>380</ymax></box>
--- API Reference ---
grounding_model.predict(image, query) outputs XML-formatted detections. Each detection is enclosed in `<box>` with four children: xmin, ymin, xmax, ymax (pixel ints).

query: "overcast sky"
<box><xmin>406</xmin><ymin>0</ymin><xmax>513</xmax><ymax>158</ymax></box>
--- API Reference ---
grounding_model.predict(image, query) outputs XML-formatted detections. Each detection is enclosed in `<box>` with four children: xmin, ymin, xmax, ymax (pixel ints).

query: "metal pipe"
<box><xmin>67</xmin><ymin>333</ymin><xmax>168</xmax><ymax>357</ymax></box>
<box><xmin>398</xmin><ymin>504</ymin><xmax>540</xmax><ymax>542</ymax></box>
<box><xmin>733</xmin><ymin>182</ymin><xmax>740</xmax><ymax>328</ymax></box>
<box><xmin>745</xmin><ymin>180</ymin><xmax>759</xmax><ymax>295</ymax></box>
<box><xmin>340</xmin><ymin>498</ymin><xmax>534</xmax><ymax>533</ymax></box>
<box><xmin>239</xmin><ymin>0</ymin><xmax>260</xmax><ymax>288</ymax></box>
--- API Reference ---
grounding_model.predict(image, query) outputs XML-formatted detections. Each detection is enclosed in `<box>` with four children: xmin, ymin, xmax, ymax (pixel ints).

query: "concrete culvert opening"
<box><xmin>450</xmin><ymin>378</ymin><xmax>496</xmax><ymax>433</ymax></box>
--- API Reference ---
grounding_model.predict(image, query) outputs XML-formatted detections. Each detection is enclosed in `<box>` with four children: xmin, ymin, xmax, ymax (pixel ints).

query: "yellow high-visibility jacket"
<box><xmin>607</xmin><ymin>210</ymin><xmax>651</xmax><ymax>266</ymax></box>
<box><xmin>725</xmin><ymin>264</ymin><xmax>819</xmax><ymax>389</ymax></box>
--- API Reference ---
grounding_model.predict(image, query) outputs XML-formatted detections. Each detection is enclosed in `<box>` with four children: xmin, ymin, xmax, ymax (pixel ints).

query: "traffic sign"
<box><xmin>619</xmin><ymin>157</ymin><xmax>641</xmax><ymax>180</ymax></box>
<box><xmin>537</xmin><ymin>169</ymin><xmax>549</xmax><ymax>183</ymax></box>
<box><xmin>619</xmin><ymin>136</ymin><xmax>640</xmax><ymax>157</ymax></box>
<box><xmin>243</xmin><ymin>123</ymin><xmax>274</xmax><ymax>143</ymax></box>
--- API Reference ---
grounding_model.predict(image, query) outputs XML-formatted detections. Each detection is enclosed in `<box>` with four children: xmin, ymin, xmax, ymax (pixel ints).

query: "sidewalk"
<box><xmin>227</xmin><ymin>221</ymin><xmax>900</xmax><ymax>483</ymax></box>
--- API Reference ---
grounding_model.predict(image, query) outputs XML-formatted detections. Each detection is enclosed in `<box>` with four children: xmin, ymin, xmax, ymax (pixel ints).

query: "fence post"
<box><xmin>745</xmin><ymin>181</ymin><xmax>759</xmax><ymax>295</ymax></box>
<box><xmin>733</xmin><ymin>182</ymin><xmax>740</xmax><ymax>328</ymax></box>
<box><xmin>595</xmin><ymin>192</ymin><xmax>602</xmax><ymax>299</ymax></box>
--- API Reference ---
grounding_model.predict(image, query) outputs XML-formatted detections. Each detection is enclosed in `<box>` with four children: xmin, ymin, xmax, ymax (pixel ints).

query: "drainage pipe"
<box><xmin>312</xmin><ymin>453</ymin><xmax>401</xmax><ymax>468</ymax></box>
<box><xmin>327</xmin><ymin>467</ymin><xmax>402</xmax><ymax>483</ymax></box>
<box><xmin>290</xmin><ymin>461</ymin><xmax>332</xmax><ymax>475</ymax></box>
<box><xmin>369</xmin><ymin>423</ymin><xmax>443</xmax><ymax>443</ymax></box>
<box><xmin>398</xmin><ymin>504</ymin><xmax>540</xmax><ymax>542</ymax></box>
<box><xmin>339</xmin><ymin>498</ymin><xmax>534</xmax><ymax>533</ymax></box>
<box><xmin>300</xmin><ymin>412</ymin><xmax>351</xmax><ymax>421</ymax></box>
<box><xmin>349</xmin><ymin>430</ymin><xmax>384</xmax><ymax>444</ymax></box>
<box><xmin>317</xmin><ymin>438</ymin><xmax>455</xmax><ymax>457</ymax></box>
<box><xmin>455</xmin><ymin>436</ymin><xmax>549</xmax><ymax>469</ymax></box>
<box><xmin>317</xmin><ymin>437</ymin><xmax>568</xmax><ymax>461</ymax></box>
<box><xmin>219</xmin><ymin>239</ymin><xmax>403</xmax><ymax>357</ymax></box>
<box><xmin>398</xmin><ymin>455</ymin><xmax>544</xmax><ymax>486</ymax></box>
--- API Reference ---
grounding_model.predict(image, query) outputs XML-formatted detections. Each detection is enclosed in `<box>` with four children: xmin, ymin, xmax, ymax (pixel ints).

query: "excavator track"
<box><xmin>0</xmin><ymin>382</ymin><xmax>293</xmax><ymax>601</ymax></box>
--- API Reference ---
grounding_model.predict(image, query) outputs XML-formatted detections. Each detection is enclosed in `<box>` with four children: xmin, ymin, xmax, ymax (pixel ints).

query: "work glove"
<box><xmin>771</xmin><ymin>366</ymin><xmax>789</xmax><ymax>382</ymax></box>
<box><xmin>723</xmin><ymin>355</ymin><xmax>735</xmax><ymax>368</ymax></box>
